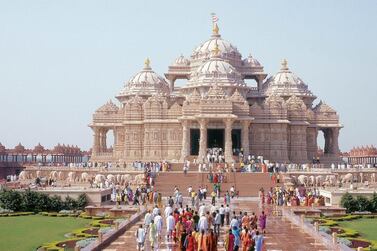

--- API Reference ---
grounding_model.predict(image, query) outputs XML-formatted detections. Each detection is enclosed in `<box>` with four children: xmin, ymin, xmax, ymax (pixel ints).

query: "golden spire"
<box><xmin>212</xmin><ymin>23</ymin><xmax>219</xmax><ymax>35</ymax></box>
<box><xmin>144</xmin><ymin>58</ymin><xmax>151</xmax><ymax>68</ymax></box>
<box><xmin>211</xmin><ymin>13</ymin><xmax>220</xmax><ymax>36</ymax></box>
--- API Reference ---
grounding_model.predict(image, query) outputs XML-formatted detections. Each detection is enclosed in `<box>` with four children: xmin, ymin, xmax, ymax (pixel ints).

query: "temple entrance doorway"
<box><xmin>190</xmin><ymin>129</ymin><xmax>200</xmax><ymax>155</ymax></box>
<box><xmin>207</xmin><ymin>129</ymin><xmax>224</xmax><ymax>149</ymax></box>
<box><xmin>232</xmin><ymin>129</ymin><xmax>241</xmax><ymax>154</ymax></box>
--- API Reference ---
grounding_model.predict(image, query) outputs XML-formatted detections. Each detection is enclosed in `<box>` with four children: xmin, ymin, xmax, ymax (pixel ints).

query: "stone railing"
<box><xmin>282</xmin><ymin>208</ymin><xmax>353</xmax><ymax>251</ymax></box>
<box><xmin>81</xmin><ymin>207</ymin><xmax>146</xmax><ymax>251</ymax></box>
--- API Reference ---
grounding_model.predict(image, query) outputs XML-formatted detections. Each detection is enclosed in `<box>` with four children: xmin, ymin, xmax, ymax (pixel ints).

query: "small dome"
<box><xmin>243</xmin><ymin>54</ymin><xmax>261</xmax><ymax>67</ymax></box>
<box><xmin>262</xmin><ymin>59</ymin><xmax>314</xmax><ymax>98</ymax></box>
<box><xmin>33</xmin><ymin>143</ymin><xmax>45</xmax><ymax>153</ymax></box>
<box><xmin>0</xmin><ymin>143</ymin><xmax>6</xmax><ymax>153</ymax></box>
<box><xmin>14</xmin><ymin>143</ymin><xmax>25</xmax><ymax>153</ymax></box>
<box><xmin>173</xmin><ymin>54</ymin><xmax>190</xmax><ymax>66</ymax></box>
<box><xmin>96</xmin><ymin>100</ymin><xmax>119</xmax><ymax>114</ymax></box>
<box><xmin>118</xmin><ymin>59</ymin><xmax>170</xmax><ymax>98</ymax></box>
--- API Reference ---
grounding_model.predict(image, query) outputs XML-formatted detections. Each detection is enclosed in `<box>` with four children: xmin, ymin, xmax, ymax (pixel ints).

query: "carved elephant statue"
<box><xmin>116</xmin><ymin>174</ymin><xmax>122</xmax><ymax>184</ymax></box>
<box><xmin>94</xmin><ymin>174</ymin><xmax>106</xmax><ymax>186</ymax></box>
<box><xmin>325</xmin><ymin>175</ymin><xmax>336</xmax><ymax>186</ymax></box>
<box><xmin>315</xmin><ymin>175</ymin><xmax>324</xmax><ymax>187</ymax></box>
<box><xmin>67</xmin><ymin>171</ymin><xmax>76</xmax><ymax>183</ymax></box>
<box><xmin>106</xmin><ymin>174</ymin><xmax>116</xmax><ymax>183</ymax></box>
<box><xmin>81</xmin><ymin>172</ymin><xmax>90</xmax><ymax>182</ymax></box>
<box><xmin>308</xmin><ymin>175</ymin><xmax>315</xmax><ymax>186</ymax></box>
<box><xmin>49</xmin><ymin>171</ymin><xmax>58</xmax><ymax>180</ymax></box>
<box><xmin>297</xmin><ymin>175</ymin><xmax>308</xmax><ymax>186</ymax></box>
<box><xmin>18</xmin><ymin>171</ymin><xmax>29</xmax><ymax>180</ymax></box>
<box><xmin>133</xmin><ymin>174</ymin><xmax>145</xmax><ymax>185</ymax></box>
<box><xmin>121</xmin><ymin>174</ymin><xmax>132</xmax><ymax>185</ymax></box>
<box><xmin>342</xmin><ymin>173</ymin><xmax>353</xmax><ymax>183</ymax></box>
<box><xmin>57</xmin><ymin>171</ymin><xmax>63</xmax><ymax>180</ymax></box>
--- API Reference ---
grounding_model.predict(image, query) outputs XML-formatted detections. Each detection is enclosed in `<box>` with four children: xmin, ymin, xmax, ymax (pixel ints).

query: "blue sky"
<box><xmin>0</xmin><ymin>0</ymin><xmax>376</xmax><ymax>151</ymax></box>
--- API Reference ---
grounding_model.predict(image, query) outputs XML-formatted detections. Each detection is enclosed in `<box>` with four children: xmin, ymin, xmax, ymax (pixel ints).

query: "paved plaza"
<box><xmin>104</xmin><ymin>198</ymin><xmax>330</xmax><ymax>251</ymax></box>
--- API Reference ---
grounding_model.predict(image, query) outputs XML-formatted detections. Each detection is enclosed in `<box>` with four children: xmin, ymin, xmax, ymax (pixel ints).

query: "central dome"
<box><xmin>190</xmin><ymin>24</ymin><xmax>242</xmax><ymax>70</ymax></box>
<box><xmin>117</xmin><ymin>59</ymin><xmax>170</xmax><ymax>101</ymax></box>
<box><xmin>192</xmin><ymin>36</ymin><xmax>240</xmax><ymax>58</ymax></box>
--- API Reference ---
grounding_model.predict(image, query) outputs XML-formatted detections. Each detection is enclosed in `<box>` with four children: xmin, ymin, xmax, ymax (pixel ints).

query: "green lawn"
<box><xmin>338</xmin><ymin>218</ymin><xmax>377</xmax><ymax>241</ymax></box>
<box><xmin>0</xmin><ymin>215</ymin><xmax>92</xmax><ymax>251</ymax></box>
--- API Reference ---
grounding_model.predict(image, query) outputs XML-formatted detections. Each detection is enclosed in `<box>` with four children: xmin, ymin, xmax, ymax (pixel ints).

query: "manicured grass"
<box><xmin>0</xmin><ymin>215</ymin><xmax>92</xmax><ymax>251</ymax></box>
<box><xmin>338</xmin><ymin>218</ymin><xmax>377</xmax><ymax>241</ymax></box>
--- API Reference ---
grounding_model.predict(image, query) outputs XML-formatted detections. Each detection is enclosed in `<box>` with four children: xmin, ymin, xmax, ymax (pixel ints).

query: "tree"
<box><xmin>340</xmin><ymin>192</ymin><xmax>357</xmax><ymax>213</ymax></box>
<box><xmin>0</xmin><ymin>189</ymin><xmax>23</xmax><ymax>211</ymax></box>
<box><xmin>49</xmin><ymin>195</ymin><xmax>63</xmax><ymax>212</ymax></box>
<box><xmin>21</xmin><ymin>190</ymin><xmax>40</xmax><ymax>212</ymax></box>
<box><xmin>64</xmin><ymin>196</ymin><xmax>77</xmax><ymax>210</ymax></box>
<box><xmin>76</xmin><ymin>193</ymin><xmax>88</xmax><ymax>210</ymax></box>
<box><xmin>370</xmin><ymin>193</ymin><xmax>377</xmax><ymax>212</ymax></box>
<box><xmin>355</xmin><ymin>196</ymin><xmax>372</xmax><ymax>212</ymax></box>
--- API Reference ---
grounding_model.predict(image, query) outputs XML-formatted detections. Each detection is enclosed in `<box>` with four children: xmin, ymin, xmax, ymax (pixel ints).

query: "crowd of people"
<box><xmin>135</xmin><ymin>192</ymin><xmax>267</xmax><ymax>251</ymax></box>
<box><xmin>259</xmin><ymin>186</ymin><xmax>325</xmax><ymax>207</ymax></box>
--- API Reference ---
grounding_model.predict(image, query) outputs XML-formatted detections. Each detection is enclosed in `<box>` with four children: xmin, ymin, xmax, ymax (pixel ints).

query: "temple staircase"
<box><xmin>153</xmin><ymin>170</ymin><xmax>273</xmax><ymax>197</ymax></box>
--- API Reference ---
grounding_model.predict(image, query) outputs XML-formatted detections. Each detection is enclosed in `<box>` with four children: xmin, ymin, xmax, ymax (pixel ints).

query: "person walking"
<box><xmin>214</xmin><ymin>210</ymin><xmax>221</xmax><ymax>236</ymax></box>
<box><xmin>224</xmin><ymin>229</ymin><xmax>234</xmax><ymax>251</ymax></box>
<box><xmin>149</xmin><ymin>220</ymin><xmax>158</xmax><ymax>250</ymax></box>
<box><xmin>135</xmin><ymin>224</ymin><xmax>145</xmax><ymax>251</ymax></box>
<box><xmin>253</xmin><ymin>231</ymin><xmax>264</xmax><ymax>251</ymax></box>
<box><xmin>258</xmin><ymin>211</ymin><xmax>267</xmax><ymax>234</ymax></box>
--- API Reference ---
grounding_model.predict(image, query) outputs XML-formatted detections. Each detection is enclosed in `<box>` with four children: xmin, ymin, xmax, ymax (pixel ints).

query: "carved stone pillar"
<box><xmin>331</xmin><ymin>128</ymin><xmax>340</xmax><ymax>155</ymax></box>
<box><xmin>100</xmin><ymin>128</ymin><xmax>107</xmax><ymax>152</ymax></box>
<box><xmin>241</xmin><ymin>120</ymin><xmax>251</xmax><ymax>157</ymax></box>
<box><xmin>224</xmin><ymin>118</ymin><xmax>234</xmax><ymax>163</ymax></box>
<box><xmin>323</xmin><ymin>129</ymin><xmax>331</xmax><ymax>154</ymax></box>
<box><xmin>93</xmin><ymin>127</ymin><xmax>100</xmax><ymax>155</ymax></box>
<box><xmin>198</xmin><ymin>119</ymin><xmax>208</xmax><ymax>162</ymax></box>
<box><xmin>180</xmin><ymin>120</ymin><xmax>190</xmax><ymax>162</ymax></box>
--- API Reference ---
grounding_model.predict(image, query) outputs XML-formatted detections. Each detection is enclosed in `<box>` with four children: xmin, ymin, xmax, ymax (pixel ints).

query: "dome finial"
<box><xmin>144</xmin><ymin>58</ymin><xmax>151</xmax><ymax>69</ymax></box>
<box><xmin>211</xmin><ymin>41</ymin><xmax>220</xmax><ymax>57</ymax></box>
<box><xmin>211</xmin><ymin>13</ymin><xmax>220</xmax><ymax>36</ymax></box>
<box><xmin>281</xmin><ymin>58</ymin><xmax>288</xmax><ymax>70</ymax></box>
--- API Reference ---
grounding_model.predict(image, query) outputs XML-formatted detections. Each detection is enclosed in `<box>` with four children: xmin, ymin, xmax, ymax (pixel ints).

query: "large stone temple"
<box><xmin>90</xmin><ymin>21</ymin><xmax>342</xmax><ymax>164</ymax></box>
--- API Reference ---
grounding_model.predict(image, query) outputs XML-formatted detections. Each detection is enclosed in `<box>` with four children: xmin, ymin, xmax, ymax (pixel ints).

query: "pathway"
<box><xmin>103</xmin><ymin>198</ymin><xmax>331</xmax><ymax>251</ymax></box>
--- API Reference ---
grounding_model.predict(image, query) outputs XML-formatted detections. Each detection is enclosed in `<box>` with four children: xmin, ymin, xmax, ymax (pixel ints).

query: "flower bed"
<box><xmin>314</xmin><ymin>215</ymin><xmax>377</xmax><ymax>249</ymax></box>
<box><xmin>39</xmin><ymin>212</ymin><xmax>117</xmax><ymax>250</ymax></box>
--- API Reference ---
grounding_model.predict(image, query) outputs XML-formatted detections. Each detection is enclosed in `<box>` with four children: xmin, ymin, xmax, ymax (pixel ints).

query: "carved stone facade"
<box><xmin>90</xmin><ymin>21</ymin><xmax>342</xmax><ymax>164</ymax></box>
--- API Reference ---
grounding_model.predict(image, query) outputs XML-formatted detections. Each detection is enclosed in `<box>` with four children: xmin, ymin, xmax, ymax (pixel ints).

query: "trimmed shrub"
<box><xmin>341</xmin><ymin>193</ymin><xmax>358</xmax><ymax>213</ymax></box>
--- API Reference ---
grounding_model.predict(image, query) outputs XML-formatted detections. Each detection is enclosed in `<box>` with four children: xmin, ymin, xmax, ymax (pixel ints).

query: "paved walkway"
<box><xmin>104</xmin><ymin>198</ymin><xmax>331</xmax><ymax>251</ymax></box>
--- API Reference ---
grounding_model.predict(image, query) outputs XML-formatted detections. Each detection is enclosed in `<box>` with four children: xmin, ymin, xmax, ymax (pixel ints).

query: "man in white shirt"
<box><xmin>214</xmin><ymin>210</ymin><xmax>221</xmax><ymax>235</ymax></box>
<box><xmin>210</xmin><ymin>204</ymin><xmax>217</xmax><ymax>214</ymax></box>
<box><xmin>166</xmin><ymin>213</ymin><xmax>175</xmax><ymax>241</ymax></box>
<box><xmin>198</xmin><ymin>213</ymin><xmax>208</xmax><ymax>232</ymax></box>
<box><xmin>164</xmin><ymin>205</ymin><xmax>173</xmax><ymax>219</ymax></box>
<box><xmin>154</xmin><ymin>213</ymin><xmax>163</xmax><ymax>240</ymax></box>
<box><xmin>230</xmin><ymin>215</ymin><xmax>239</xmax><ymax>229</ymax></box>
<box><xmin>219</xmin><ymin>205</ymin><xmax>225</xmax><ymax>226</ymax></box>
<box><xmin>135</xmin><ymin>224</ymin><xmax>146</xmax><ymax>251</ymax></box>
<box><xmin>187</xmin><ymin>186</ymin><xmax>192</xmax><ymax>197</ymax></box>
<box><xmin>152</xmin><ymin>205</ymin><xmax>160</xmax><ymax>217</ymax></box>
<box><xmin>199</xmin><ymin>203</ymin><xmax>206</xmax><ymax>217</ymax></box>
<box><xmin>144</xmin><ymin>210</ymin><xmax>152</xmax><ymax>230</ymax></box>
